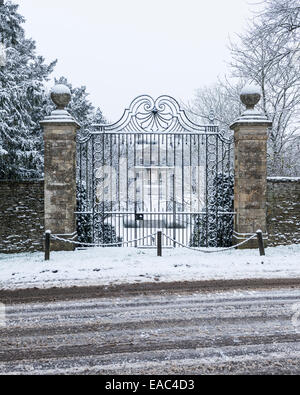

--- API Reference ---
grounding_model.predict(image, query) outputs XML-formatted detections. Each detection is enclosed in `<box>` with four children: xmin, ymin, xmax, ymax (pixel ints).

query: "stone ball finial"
<box><xmin>240</xmin><ymin>83</ymin><xmax>261</xmax><ymax>110</ymax></box>
<box><xmin>50</xmin><ymin>84</ymin><xmax>71</xmax><ymax>110</ymax></box>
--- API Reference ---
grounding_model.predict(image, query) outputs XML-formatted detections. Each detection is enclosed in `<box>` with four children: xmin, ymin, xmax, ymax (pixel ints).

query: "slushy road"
<box><xmin>0</xmin><ymin>288</ymin><xmax>300</xmax><ymax>375</ymax></box>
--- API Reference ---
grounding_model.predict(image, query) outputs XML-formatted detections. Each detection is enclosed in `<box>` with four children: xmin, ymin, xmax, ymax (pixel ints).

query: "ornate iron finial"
<box><xmin>50</xmin><ymin>84</ymin><xmax>71</xmax><ymax>110</ymax></box>
<box><xmin>240</xmin><ymin>84</ymin><xmax>261</xmax><ymax>110</ymax></box>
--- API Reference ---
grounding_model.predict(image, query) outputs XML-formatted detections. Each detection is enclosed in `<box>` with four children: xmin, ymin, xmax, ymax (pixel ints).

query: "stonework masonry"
<box><xmin>42</xmin><ymin>122</ymin><xmax>78</xmax><ymax>251</ymax></box>
<box><xmin>41</xmin><ymin>85</ymin><xmax>80</xmax><ymax>252</ymax></box>
<box><xmin>231</xmin><ymin>123</ymin><xmax>271</xmax><ymax>248</ymax></box>
<box><xmin>267</xmin><ymin>178</ymin><xmax>300</xmax><ymax>246</ymax></box>
<box><xmin>0</xmin><ymin>180</ymin><xmax>44</xmax><ymax>253</ymax></box>
<box><xmin>0</xmin><ymin>178</ymin><xmax>299</xmax><ymax>253</ymax></box>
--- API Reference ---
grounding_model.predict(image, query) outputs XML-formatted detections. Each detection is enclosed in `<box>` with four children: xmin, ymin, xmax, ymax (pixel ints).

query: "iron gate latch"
<box><xmin>135</xmin><ymin>214</ymin><xmax>144</xmax><ymax>221</ymax></box>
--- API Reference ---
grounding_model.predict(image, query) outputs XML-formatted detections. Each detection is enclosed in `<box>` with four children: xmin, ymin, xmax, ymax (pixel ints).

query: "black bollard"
<box><xmin>256</xmin><ymin>230</ymin><xmax>265</xmax><ymax>257</ymax></box>
<box><xmin>45</xmin><ymin>230</ymin><xmax>51</xmax><ymax>261</ymax></box>
<box><xmin>157</xmin><ymin>231</ymin><xmax>162</xmax><ymax>257</ymax></box>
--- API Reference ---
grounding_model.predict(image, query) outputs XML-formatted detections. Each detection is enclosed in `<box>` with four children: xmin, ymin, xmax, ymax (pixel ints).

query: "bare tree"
<box><xmin>254</xmin><ymin>0</ymin><xmax>299</xmax><ymax>55</ymax></box>
<box><xmin>184</xmin><ymin>79</ymin><xmax>243</xmax><ymax>132</ymax></box>
<box><xmin>228</xmin><ymin>0</ymin><xmax>300</xmax><ymax>176</ymax></box>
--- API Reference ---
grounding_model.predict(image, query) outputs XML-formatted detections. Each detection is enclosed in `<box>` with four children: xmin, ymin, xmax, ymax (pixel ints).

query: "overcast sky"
<box><xmin>16</xmin><ymin>0</ymin><xmax>254</xmax><ymax>121</ymax></box>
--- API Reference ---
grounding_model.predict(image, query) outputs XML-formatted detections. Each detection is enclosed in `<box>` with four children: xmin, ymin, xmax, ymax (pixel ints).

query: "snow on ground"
<box><xmin>0</xmin><ymin>244</ymin><xmax>299</xmax><ymax>291</ymax></box>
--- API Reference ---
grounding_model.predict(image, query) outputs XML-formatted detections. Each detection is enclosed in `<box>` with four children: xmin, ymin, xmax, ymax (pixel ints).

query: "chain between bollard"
<box><xmin>162</xmin><ymin>232</ymin><xmax>260</xmax><ymax>254</ymax></box>
<box><xmin>50</xmin><ymin>232</ymin><xmax>157</xmax><ymax>248</ymax></box>
<box><xmin>45</xmin><ymin>229</ymin><xmax>266</xmax><ymax>261</ymax></box>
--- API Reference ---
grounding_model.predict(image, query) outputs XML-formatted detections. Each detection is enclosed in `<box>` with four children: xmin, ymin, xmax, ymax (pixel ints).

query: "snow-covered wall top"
<box><xmin>267</xmin><ymin>177</ymin><xmax>300</xmax><ymax>183</ymax></box>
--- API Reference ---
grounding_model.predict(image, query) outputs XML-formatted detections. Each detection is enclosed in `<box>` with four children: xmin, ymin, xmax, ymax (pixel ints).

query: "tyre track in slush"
<box><xmin>0</xmin><ymin>288</ymin><xmax>300</xmax><ymax>375</ymax></box>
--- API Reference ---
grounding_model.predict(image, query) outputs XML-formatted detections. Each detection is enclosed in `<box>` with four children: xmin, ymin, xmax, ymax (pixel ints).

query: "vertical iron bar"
<box><xmin>173</xmin><ymin>173</ymin><xmax>176</xmax><ymax>248</ymax></box>
<box><xmin>166</xmin><ymin>135</ymin><xmax>169</xmax><ymax>246</ymax></box>
<box><xmin>197</xmin><ymin>134</ymin><xmax>201</xmax><ymax>247</ymax></box>
<box><xmin>173</xmin><ymin>134</ymin><xmax>177</xmax><ymax>247</ymax></box>
<box><xmin>118</xmin><ymin>134</ymin><xmax>121</xmax><ymax>246</ymax></box>
<box><xmin>189</xmin><ymin>134</ymin><xmax>192</xmax><ymax>246</ymax></box>
<box><xmin>126</xmin><ymin>133</ymin><xmax>129</xmax><ymax>245</ymax></box>
<box><xmin>158</xmin><ymin>133</ymin><xmax>161</xmax><ymax>238</ymax></box>
<box><xmin>92</xmin><ymin>135</ymin><xmax>95</xmax><ymax>245</ymax></box>
<box><xmin>221</xmin><ymin>140</ymin><xmax>224</xmax><ymax>246</ymax></box>
<box><xmin>110</xmin><ymin>133</ymin><xmax>113</xmax><ymax>245</ymax></box>
<box><xmin>181</xmin><ymin>135</ymin><xmax>184</xmax><ymax>244</ymax></box>
<box><xmin>134</xmin><ymin>134</ymin><xmax>138</xmax><ymax>247</ymax></box>
<box><xmin>216</xmin><ymin>134</ymin><xmax>219</xmax><ymax>247</ymax></box>
<box><xmin>150</xmin><ymin>133</ymin><xmax>153</xmax><ymax>244</ymax></box>
<box><xmin>79</xmin><ymin>144</ymin><xmax>83</xmax><ymax>213</ymax></box>
<box><xmin>205</xmin><ymin>133</ymin><xmax>208</xmax><ymax>248</ymax></box>
<box><xmin>85</xmin><ymin>142</ymin><xmax>89</xmax><ymax>210</ymax></box>
<box><xmin>142</xmin><ymin>133</ymin><xmax>146</xmax><ymax>246</ymax></box>
<box><xmin>101</xmin><ymin>131</ymin><xmax>105</xmax><ymax>246</ymax></box>
<box><xmin>79</xmin><ymin>144</ymin><xmax>83</xmax><ymax>239</ymax></box>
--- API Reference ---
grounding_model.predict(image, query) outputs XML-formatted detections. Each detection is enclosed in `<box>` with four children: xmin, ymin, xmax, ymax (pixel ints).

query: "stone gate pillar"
<box><xmin>230</xmin><ymin>85</ymin><xmax>272</xmax><ymax>248</ymax></box>
<box><xmin>41</xmin><ymin>85</ymin><xmax>80</xmax><ymax>251</ymax></box>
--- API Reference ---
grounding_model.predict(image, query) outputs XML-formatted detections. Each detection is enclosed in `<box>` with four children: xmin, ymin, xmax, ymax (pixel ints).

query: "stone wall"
<box><xmin>0</xmin><ymin>180</ymin><xmax>44</xmax><ymax>253</ymax></box>
<box><xmin>0</xmin><ymin>177</ymin><xmax>299</xmax><ymax>253</ymax></box>
<box><xmin>267</xmin><ymin>178</ymin><xmax>300</xmax><ymax>246</ymax></box>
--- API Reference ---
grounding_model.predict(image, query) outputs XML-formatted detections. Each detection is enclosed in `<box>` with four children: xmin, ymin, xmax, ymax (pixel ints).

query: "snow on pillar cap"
<box><xmin>41</xmin><ymin>85</ymin><xmax>80</xmax><ymax>127</ymax></box>
<box><xmin>50</xmin><ymin>84</ymin><xmax>71</xmax><ymax>110</ymax></box>
<box><xmin>240</xmin><ymin>83</ymin><xmax>262</xmax><ymax>110</ymax></box>
<box><xmin>230</xmin><ymin>83</ymin><xmax>271</xmax><ymax>128</ymax></box>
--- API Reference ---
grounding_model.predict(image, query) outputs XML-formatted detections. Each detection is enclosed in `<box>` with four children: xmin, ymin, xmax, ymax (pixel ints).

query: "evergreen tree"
<box><xmin>190</xmin><ymin>174</ymin><xmax>234</xmax><ymax>248</ymax></box>
<box><xmin>77</xmin><ymin>183</ymin><xmax>122</xmax><ymax>246</ymax></box>
<box><xmin>76</xmin><ymin>183</ymin><xmax>93</xmax><ymax>245</ymax></box>
<box><xmin>215</xmin><ymin>174</ymin><xmax>234</xmax><ymax>247</ymax></box>
<box><xmin>95</xmin><ymin>222</ymin><xmax>121</xmax><ymax>247</ymax></box>
<box><xmin>0</xmin><ymin>0</ymin><xmax>56</xmax><ymax>179</ymax></box>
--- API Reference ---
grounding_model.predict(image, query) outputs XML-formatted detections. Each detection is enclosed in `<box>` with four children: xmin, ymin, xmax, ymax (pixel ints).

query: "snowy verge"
<box><xmin>0</xmin><ymin>244</ymin><xmax>299</xmax><ymax>291</ymax></box>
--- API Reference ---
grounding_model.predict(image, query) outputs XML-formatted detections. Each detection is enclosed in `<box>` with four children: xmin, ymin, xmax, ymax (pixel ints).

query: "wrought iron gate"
<box><xmin>77</xmin><ymin>95</ymin><xmax>234</xmax><ymax>248</ymax></box>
